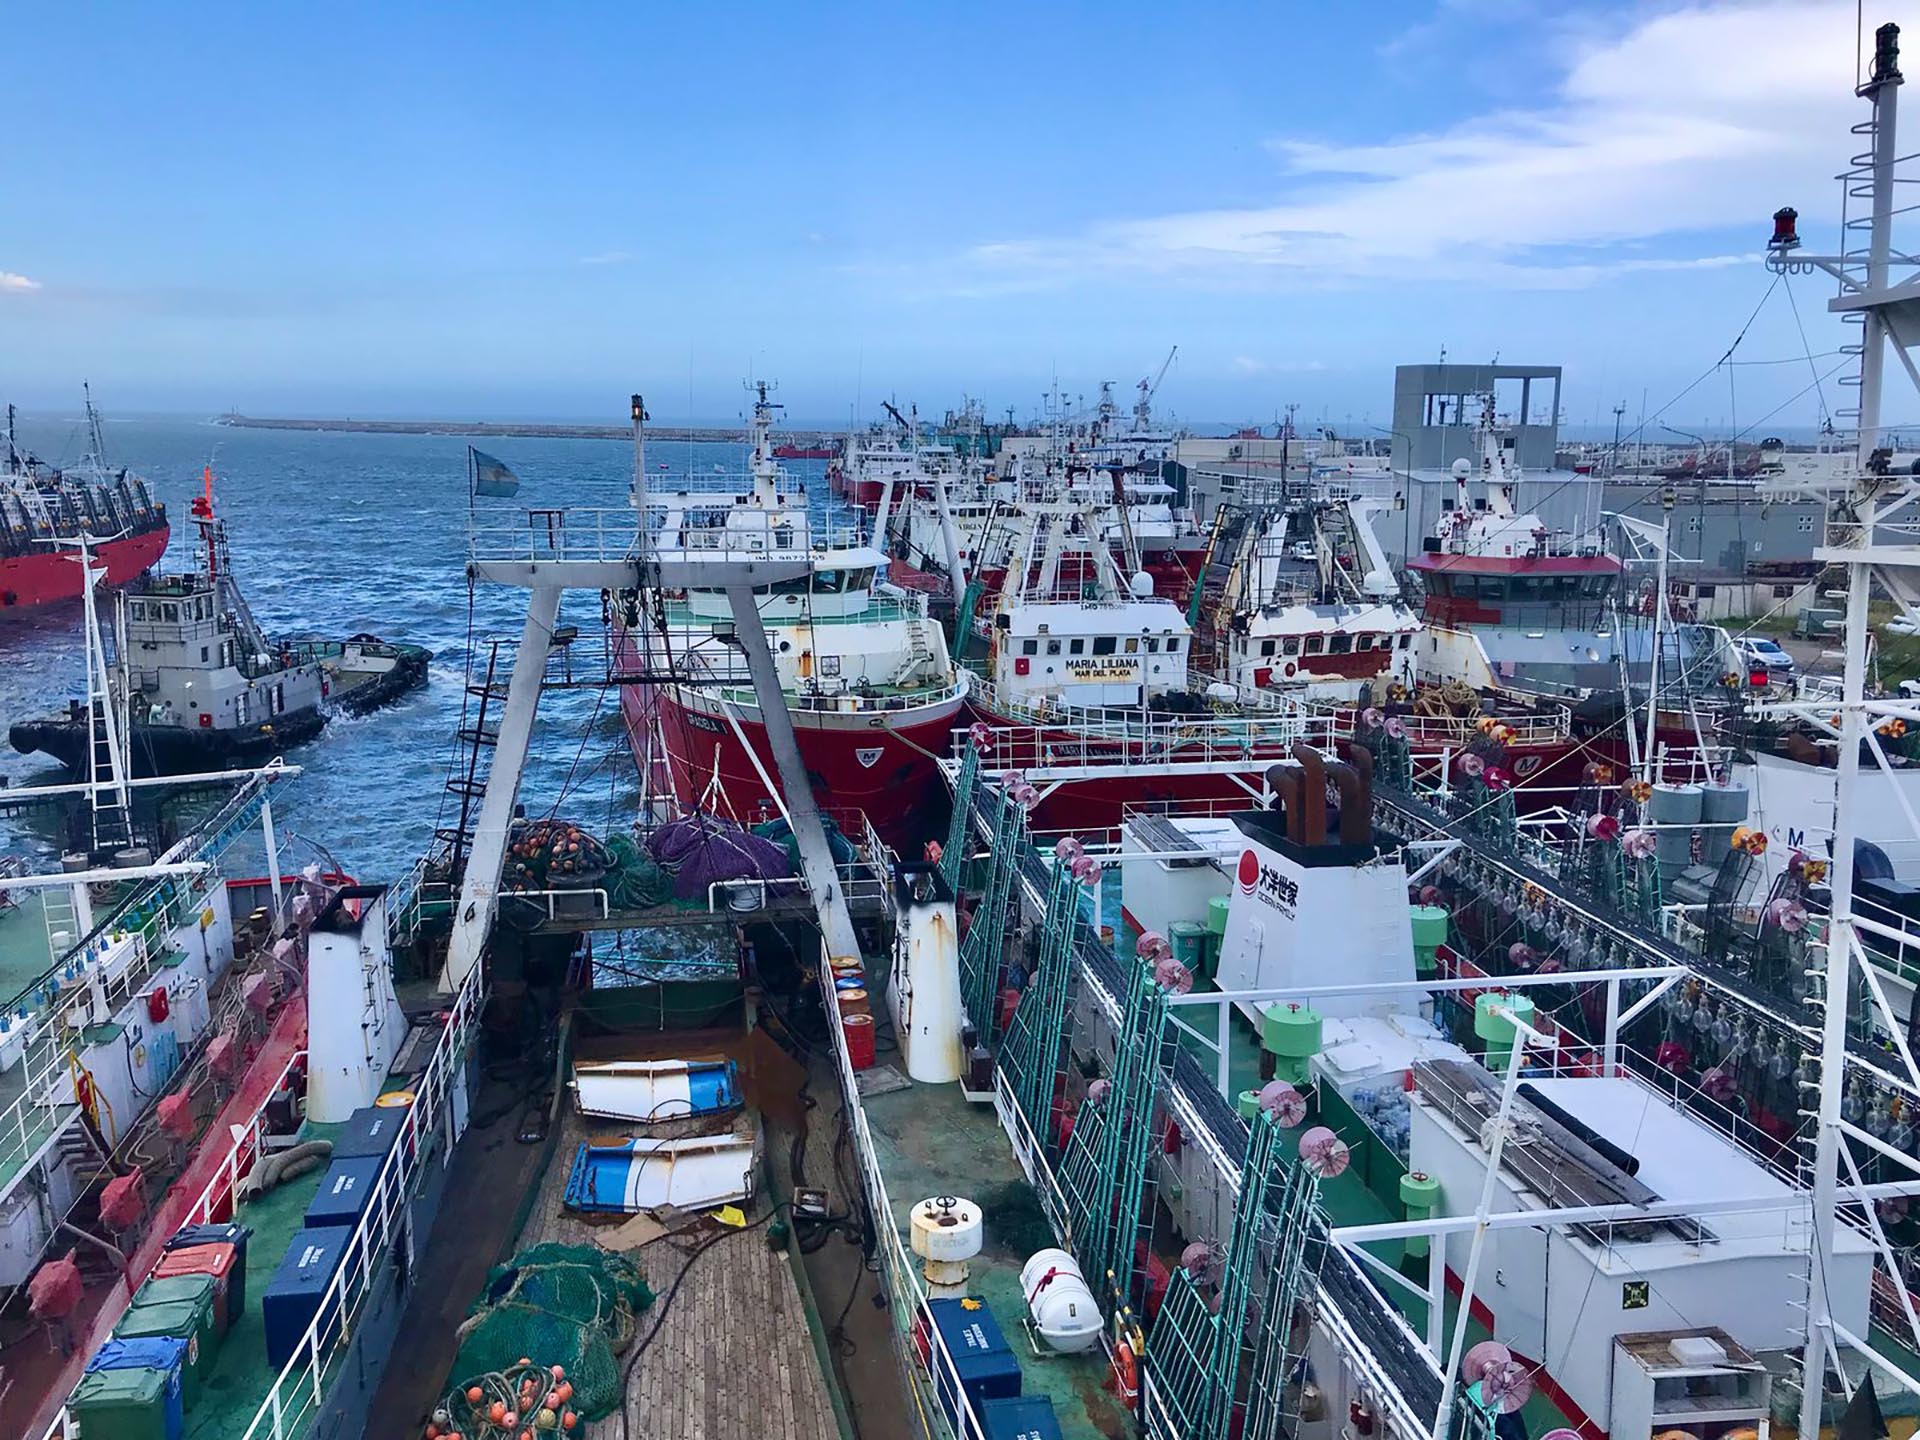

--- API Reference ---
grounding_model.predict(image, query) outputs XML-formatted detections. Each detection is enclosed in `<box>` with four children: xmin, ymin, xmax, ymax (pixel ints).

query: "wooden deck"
<box><xmin>523</xmin><ymin>1105</ymin><xmax>842</xmax><ymax>1440</ymax></box>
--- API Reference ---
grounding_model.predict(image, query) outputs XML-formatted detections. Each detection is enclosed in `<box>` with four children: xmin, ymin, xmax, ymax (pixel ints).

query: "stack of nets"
<box><xmin>644</xmin><ymin>812</ymin><xmax>790</xmax><ymax>901</ymax></box>
<box><xmin>602</xmin><ymin>831</ymin><xmax>676</xmax><ymax>910</ymax></box>
<box><xmin>752</xmin><ymin>814</ymin><xmax>857</xmax><ymax>870</ymax></box>
<box><xmin>447</xmin><ymin>1243</ymin><xmax>655</xmax><ymax>1423</ymax></box>
<box><xmin>503</xmin><ymin>820</ymin><xmax>614</xmax><ymax>892</ymax></box>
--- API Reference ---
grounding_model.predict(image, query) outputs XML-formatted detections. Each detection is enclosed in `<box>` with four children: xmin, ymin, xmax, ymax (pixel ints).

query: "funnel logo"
<box><xmin>1237</xmin><ymin>848</ymin><xmax>1299</xmax><ymax>916</ymax></box>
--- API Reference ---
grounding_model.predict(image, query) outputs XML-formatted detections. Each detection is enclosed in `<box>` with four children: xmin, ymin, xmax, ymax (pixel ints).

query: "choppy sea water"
<box><xmin>0</xmin><ymin>413</ymin><xmax>844</xmax><ymax>885</ymax></box>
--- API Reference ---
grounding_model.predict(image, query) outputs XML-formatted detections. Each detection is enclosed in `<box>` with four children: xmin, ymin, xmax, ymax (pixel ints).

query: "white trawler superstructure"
<box><xmin>614</xmin><ymin>383</ymin><xmax>968</xmax><ymax>843</ymax></box>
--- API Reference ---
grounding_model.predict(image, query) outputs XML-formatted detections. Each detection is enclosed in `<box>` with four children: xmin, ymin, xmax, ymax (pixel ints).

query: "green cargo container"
<box><xmin>115</xmin><ymin>1274</ymin><xmax>218</xmax><ymax>1411</ymax></box>
<box><xmin>69</xmin><ymin>1363</ymin><xmax>183</xmax><ymax>1440</ymax></box>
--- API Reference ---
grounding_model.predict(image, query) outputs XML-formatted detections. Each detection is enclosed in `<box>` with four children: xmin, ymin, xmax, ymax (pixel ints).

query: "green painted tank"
<box><xmin>1473</xmin><ymin>991</ymin><xmax>1535</xmax><ymax>1069</ymax></box>
<box><xmin>1408</xmin><ymin>905</ymin><xmax>1449</xmax><ymax>977</ymax></box>
<box><xmin>1399</xmin><ymin>1171</ymin><xmax>1442</xmax><ymax>1258</ymax></box>
<box><xmin>1262</xmin><ymin>1003</ymin><xmax>1322</xmax><ymax>1086</ymax></box>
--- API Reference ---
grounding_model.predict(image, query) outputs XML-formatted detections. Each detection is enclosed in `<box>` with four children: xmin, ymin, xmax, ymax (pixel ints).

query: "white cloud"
<box><xmin>0</xmin><ymin>272</ymin><xmax>40</xmax><ymax>293</ymax></box>
<box><xmin>942</xmin><ymin>2</ymin><xmax>1860</xmax><ymax>293</ymax></box>
<box><xmin>1232</xmin><ymin>356</ymin><xmax>1328</xmax><ymax>375</ymax></box>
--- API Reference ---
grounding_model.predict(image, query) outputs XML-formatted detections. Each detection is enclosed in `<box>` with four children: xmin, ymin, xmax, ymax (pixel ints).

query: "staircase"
<box><xmin>42</xmin><ymin>886</ymin><xmax>79</xmax><ymax>959</ymax></box>
<box><xmin>87</xmin><ymin>697</ymin><xmax>133</xmax><ymax>857</ymax></box>
<box><xmin>902</xmin><ymin>616</ymin><xmax>937</xmax><ymax>682</ymax></box>
<box><xmin>435</xmin><ymin>640</ymin><xmax>506</xmax><ymax>879</ymax></box>
<box><xmin>1187</xmin><ymin>503</ymin><xmax>1256</xmax><ymax>669</ymax></box>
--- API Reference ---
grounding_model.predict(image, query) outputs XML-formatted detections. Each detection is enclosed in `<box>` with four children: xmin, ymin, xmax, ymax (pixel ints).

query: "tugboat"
<box><xmin>0</xmin><ymin>391</ymin><xmax>169</xmax><ymax>609</ymax></box>
<box><xmin>9</xmin><ymin>466</ymin><xmax>429</xmax><ymax>775</ymax></box>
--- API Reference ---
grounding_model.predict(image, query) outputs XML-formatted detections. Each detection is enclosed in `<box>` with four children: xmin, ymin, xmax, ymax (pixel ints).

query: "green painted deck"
<box><xmin>180</xmin><ymin>1122</ymin><xmax>343</xmax><ymax>1440</ymax></box>
<box><xmin>861</xmin><ymin>1078</ymin><xmax>1135</xmax><ymax>1440</ymax></box>
<box><xmin>0</xmin><ymin>892</ymin><xmax>53</xmax><ymax>1004</ymax></box>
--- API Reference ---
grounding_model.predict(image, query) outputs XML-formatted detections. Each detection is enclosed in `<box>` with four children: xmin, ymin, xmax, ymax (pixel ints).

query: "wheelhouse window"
<box><xmin>1070</xmin><ymin>638</ymin><xmax>1085</xmax><ymax>655</ymax></box>
<box><xmin>1305</xmin><ymin>635</ymin><xmax>1325</xmax><ymax>656</ymax></box>
<box><xmin>1260</xmin><ymin>639</ymin><xmax>1277</xmax><ymax>658</ymax></box>
<box><xmin>1329</xmin><ymin>634</ymin><xmax>1352</xmax><ymax>655</ymax></box>
<box><xmin>1021</xmin><ymin>639</ymin><xmax>1038</xmax><ymax>656</ymax></box>
<box><xmin>1092</xmin><ymin>636</ymin><xmax>1117</xmax><ymax>656</ymax></box>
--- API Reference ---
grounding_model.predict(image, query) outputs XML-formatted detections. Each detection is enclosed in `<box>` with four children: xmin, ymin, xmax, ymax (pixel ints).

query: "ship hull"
<box><xmin>10</xmin><ymin>705</ymin><xmax>328</xmax><ymax>776</ymax></box>
<box><xmin>0</xmin><ymin>525</ymin><xmax>169</xmax><ymax>608</ymax></box>
<box><xmin>621</xmin><ymin>676</ymin><xmax>965</xmax><ymax>848</ymax></box>
<box><xmin>967</xmin><ymin>699</ymin><xmax>1586</xmax><ymax>834</ymax></box>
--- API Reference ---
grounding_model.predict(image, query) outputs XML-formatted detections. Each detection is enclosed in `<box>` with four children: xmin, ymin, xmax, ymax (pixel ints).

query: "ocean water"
<box><xmin>0</xmin><ymin>413</ymin><xmax>841</xmax><ymax>883</ymax></box>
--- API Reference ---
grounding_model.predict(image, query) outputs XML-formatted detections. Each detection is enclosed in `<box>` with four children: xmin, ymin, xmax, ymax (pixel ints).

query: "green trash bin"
<box><xmin>116</xmin><ymin>1273</ymin><xmax>219</xmax><ymax>1412</ymax></box>
<box><xmin>1205</xmin><ymin>895</ymin><xmax>1231</xmax><ymax>976</ymax></box>
<box><xmin>1169</xmin><ymin>921</ymin><xmax>1209</xmax><ymax>982</ymax></box>
<box><xmin>69</xmin><ymin>1363</ymin><xmax>184</xmax><ymax>1440</ymax></box>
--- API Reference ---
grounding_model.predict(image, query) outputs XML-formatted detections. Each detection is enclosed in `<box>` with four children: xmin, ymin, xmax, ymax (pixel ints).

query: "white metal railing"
<box><xmin>956</xmin><ymin>689</ymin><xmax>1339</xmax><ymax>777</ymax></box>
<box><xmin>240</xmin><ymin>962</ymin><xmax>486</xmax><ymax>1440</ymax></box>
<box><xmin>0</xmin><ymin>868</ymin><xmax>231</xmax><ymax>1182</ymax></box>
<box><xmin>469</xmin><ymin>507</ymin><xmax>872</xmax><ymax>566</ymax></box>
<box><xmin>809</xmin><ymin>908</ymin><xmax>1021</xmax><ymax>1440</ymax></box>
<box><xmin>707</xmin><ymin>669</ymin><xmax>971</xmax><ymax>715</ymax></box>
<box><xmin>183</xmin><ymin>1046</ymin><xmax>311</xmax><ymax>1226</ymax></box>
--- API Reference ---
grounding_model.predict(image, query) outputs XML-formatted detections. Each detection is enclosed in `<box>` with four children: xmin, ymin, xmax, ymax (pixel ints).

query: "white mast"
<box><xmin>1767</xmin><ymin>23</ymin><xmax>1920</xmax><ymax>1435</ymax></box>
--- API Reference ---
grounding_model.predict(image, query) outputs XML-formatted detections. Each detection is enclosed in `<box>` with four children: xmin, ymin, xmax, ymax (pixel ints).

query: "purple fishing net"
<box><xmin>644</xmin><ymin>812</ymin><xmax>792</xmax><ymax>900</ymax></box>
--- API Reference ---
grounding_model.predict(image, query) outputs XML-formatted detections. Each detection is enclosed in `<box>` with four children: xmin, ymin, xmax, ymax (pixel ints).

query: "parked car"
<box><xmin>1287</xmin><ymin>541</ymin><xmax>1317</xmax><ymax>563</ymax></box>
<box><xmin>1735</xmin><ymin>636</ymin><xmax>1797</xmax><ymax>682</ymax></box>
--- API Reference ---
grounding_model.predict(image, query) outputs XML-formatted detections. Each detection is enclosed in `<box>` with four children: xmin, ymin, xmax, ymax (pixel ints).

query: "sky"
<box><xmin>1</xmin><ymin>0</ymin><xmax>1909</xmax><ymax>433</ymax></box>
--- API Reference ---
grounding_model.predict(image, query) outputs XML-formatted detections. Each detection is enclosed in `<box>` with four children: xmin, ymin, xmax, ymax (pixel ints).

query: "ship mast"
<box><xmin>82</xmin><ymin>382</ymin><xmax>108</xmax><ymax>476</ymax></box>
<box><xmin>1766</xmin><ymin>22</ymin><xmax>1920</xmax><ymax>1432</ymax></box>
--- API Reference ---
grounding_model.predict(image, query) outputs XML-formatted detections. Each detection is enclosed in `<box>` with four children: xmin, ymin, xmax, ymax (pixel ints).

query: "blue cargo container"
<box><xmin>980</xmin><ymin>1396</ymin><xmax>1064</xmax><ymax>1440</ymax></box>
<box><xmin>332</xmin><ymin>1101</ymin><xmax>413</xmax><ymax>1163</ymax></box>
<box><xmin>926</xmin><ymin>1298</ymin><xmax>1022</xmax><ymax>1440</ymax></box>
<box><xmin>261</xmin><ymin>1226</ymin><xmax>351</xmax><ymax>1370</ymax></box>
<box><xmin>304</xmin><ymin>1155</ymin><xmax>385</xmax><ymax>1230</ymax></box>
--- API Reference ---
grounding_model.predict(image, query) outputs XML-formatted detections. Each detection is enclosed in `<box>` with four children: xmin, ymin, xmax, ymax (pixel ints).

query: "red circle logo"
<box><xmin>1237</xmin><ymin>850</ymin><xmax>1260</xmax><ymax>893</ymax></box>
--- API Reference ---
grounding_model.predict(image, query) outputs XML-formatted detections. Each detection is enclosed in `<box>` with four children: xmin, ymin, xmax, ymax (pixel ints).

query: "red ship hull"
<box><xmin>967</xmin><ymin>700</ymin><xmax>1586</xmax><ymax>836</ymax></box>
<box><xmin>0</xmin><ymin>525</ymin><xmax>169</xmax><ymax>608</ymax></box>
<box><xmin>619</xmin><ymin>667</ymin><xmax>966</xmax><ymax>850</ymax></box>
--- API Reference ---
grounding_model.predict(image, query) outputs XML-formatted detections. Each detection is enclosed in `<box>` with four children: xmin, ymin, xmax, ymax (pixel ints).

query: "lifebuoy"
<box><xmin>1111</xmin><ymin>1336</ymin><xmax>1140</xmax><ymax>1408</ymax></box>
<box><xmin>1284</xmin><ymin>662</ymin><xmax>1297</xmax><ymax>678</ymax></box>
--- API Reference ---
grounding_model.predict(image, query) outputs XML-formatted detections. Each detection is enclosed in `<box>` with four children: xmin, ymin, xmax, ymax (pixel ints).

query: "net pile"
<box><xmin>601</xmin><ymin>832</ymin><xmax>677</xmax><ymax>910</ymax></box>
<box><xmin>504</xmin><ymin>821</ymin><xmax>613</xmax><ymax>892</ymax></box>
<box><xmin>447</xmin><ymin>1244</ymin><xmax>655</xmax><ymax>1424</ymax></box>
<box><xmin>644</xmin><ymin>812</ymin><xmax>790</xmax><ymax>900</ymax></box>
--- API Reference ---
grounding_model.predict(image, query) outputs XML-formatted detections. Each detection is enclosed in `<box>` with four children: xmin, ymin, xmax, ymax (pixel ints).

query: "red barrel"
<box><xmin>843</xmin><ymin>1012</ymin><xmax>876</xmax><ymax>1070</ymax></box>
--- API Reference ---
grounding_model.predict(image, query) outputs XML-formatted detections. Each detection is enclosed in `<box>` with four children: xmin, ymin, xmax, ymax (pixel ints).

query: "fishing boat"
<box><xmin>0</xmin><ymin>393</ymin><xmax>169</xmax><ymax>610</ymax></box>
<box><xmin>8</xmin><ymin>467</ymin><xmax>430</xmax><ymax>776</ymax></box>
<box><xmin>613</xmin><ymin>383</ymin><xmax>969</xmax><ymax>845</ymax></box>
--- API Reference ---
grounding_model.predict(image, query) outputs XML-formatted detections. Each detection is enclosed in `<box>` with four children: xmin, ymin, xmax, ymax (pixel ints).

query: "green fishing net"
<box><xmin>448</xmin><ymin>1244</ymin><xmax>655</xmax><ymax>1423</ymax></box>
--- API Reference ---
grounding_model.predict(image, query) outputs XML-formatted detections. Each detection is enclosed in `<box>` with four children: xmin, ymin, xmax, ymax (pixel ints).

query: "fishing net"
<box><xmin>752</xmin><ymin>814</ymin><xmax>857</xmax><ymax>869</ymax></box>
<box><xmin>447</xmin><ymin>1244</ymin><xmax>654</xmax><ymax>1424</ymax></box>
<box><xmin>601</xmin><ymin>832</ymin><xmax>677</xmax><ymax>910</ymax></box>
<box><xmin>503</xmin><ymin>820</ymin><xmax>613</xmax><ymax>892</ymax></box>
<box><xmin>644</xmin><ymin>812</ymin><xmax>790</xmax><ymax>900</ymax></box>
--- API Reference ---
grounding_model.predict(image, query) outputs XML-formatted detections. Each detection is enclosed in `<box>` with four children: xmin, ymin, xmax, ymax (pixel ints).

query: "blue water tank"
<box><xmin>927</xmin><ymin>1297</ymin><xmax>1023</xmax><ymax>1440</ymax></box>
<box><xmin>261</xmin><ymin>1226</ymin><xmax>350</xmax><ymax>1370</ymax></box>
<box><xmin>980</xmin><ymin>1395</ymin><xmax>1064</xmax><ymax>1440</ymax></box>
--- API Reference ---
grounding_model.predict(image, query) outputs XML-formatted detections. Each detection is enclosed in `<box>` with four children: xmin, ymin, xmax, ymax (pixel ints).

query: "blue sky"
<box><xmin>0</xmin><ymin>1</ymin><xmax>1894</xmax><ymax>432</ymax></box>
